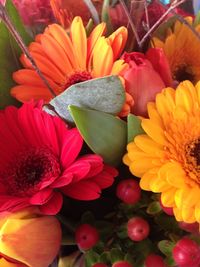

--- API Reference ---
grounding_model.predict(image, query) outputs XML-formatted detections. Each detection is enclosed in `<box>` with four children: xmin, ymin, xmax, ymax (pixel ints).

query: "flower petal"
<box><xmin>39</xmin><ymin>192</ymin><xmax>63</xmax><ymax>215</ymax></box>
<box><xmin>62</xmin><ymin>181</ymin><xmax>101</xmax><ymax>200</ymax></box>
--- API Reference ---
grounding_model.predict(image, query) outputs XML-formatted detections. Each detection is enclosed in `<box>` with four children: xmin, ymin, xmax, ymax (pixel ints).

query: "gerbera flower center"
<box><xmin>185</xmin><ymin>139</ymin><xmax>200</xmax><ymax>184</ymax></box>
<box><xmin>65</xmin><ymin>71</ymin><xmax>93</xmax><ymax>89</ymax></box>
<box><xmin>173</xmin><ymin>64</ymin><xmax>194</xmax><ymax>82</ymax></box>
<box><xmin>4</xmin><ymin>147</ymin><xmax>61</xmax><ymax>196</ymax></box>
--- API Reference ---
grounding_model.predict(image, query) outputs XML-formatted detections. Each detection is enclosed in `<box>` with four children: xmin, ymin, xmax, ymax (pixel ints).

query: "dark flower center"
<box><xmin>185</xmin><ymin>139</ymin><xmax>200</xmax><ymax>184</ymax></box>
<box><xmin>4</xmin><ymin>147</ymin><xmax>61</xmax><ymax>196</ymax></box>
<box><xmin>173</xmin><ymin>64</ymin><xmax>194</xmax><ymax>82</ymax></box>
<box><xmin>64</xmin><ymin>71</ymin><xmax>92</xmax><ymax>89</ymax></box>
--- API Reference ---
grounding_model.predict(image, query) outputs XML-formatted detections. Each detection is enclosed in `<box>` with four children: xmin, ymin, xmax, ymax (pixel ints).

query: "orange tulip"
<box><xmin>0</xmin><ymin>208</ymin><xmax>61</xmax><ymax>267</ymax></box>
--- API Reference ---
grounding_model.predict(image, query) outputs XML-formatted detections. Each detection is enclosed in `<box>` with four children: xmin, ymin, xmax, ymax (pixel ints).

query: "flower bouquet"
<box><xmin>0</xmin><ymin>0</ymin><xmax>200</xmax><ymax>266</ymax></box>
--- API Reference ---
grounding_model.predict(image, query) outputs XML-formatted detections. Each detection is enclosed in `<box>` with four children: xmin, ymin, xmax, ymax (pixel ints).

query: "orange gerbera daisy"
<box><xmin>123</xmin><ymin>80</ymin><xmax>200</xmax><ymax>224</ymax></box>
<box><xmin>152</xmin><ymin>17</ymin><xmax>200</xmax><ymax>83</ymax></box>
<box><xmin>11</xmin><ymin>16</ymin><xmax>133</xmax><ymax>116</ymax></box>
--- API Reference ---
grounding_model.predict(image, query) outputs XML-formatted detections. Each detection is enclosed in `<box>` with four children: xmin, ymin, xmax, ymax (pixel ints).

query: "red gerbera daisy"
<box><xmin>0</xmin><ymin>102</ymin><xmax>118</xmax><ymax>215</ymax></box>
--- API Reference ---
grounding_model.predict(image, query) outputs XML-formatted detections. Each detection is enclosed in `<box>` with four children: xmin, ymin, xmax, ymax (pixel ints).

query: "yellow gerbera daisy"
<box><xmin>11</xmin><ymin>16</ymin><xmax>133</xmax><ymax>116</ymax></box>
<box><xmin>123</xmin><ymin>80</ymin><xmax>200</xmax><ymax>224</ymax></box>
<box><xmin>153</xmin><ymin>17</ymin><xmax>200</xmax><ymax>83</ymax></box>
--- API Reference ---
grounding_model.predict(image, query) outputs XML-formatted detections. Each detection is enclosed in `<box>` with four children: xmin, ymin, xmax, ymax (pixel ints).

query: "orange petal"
<box><xmin>20</xmin><ymin>52</ymin><xmax>65</xmax><ymax>84</ymax></box>
<box><xmin>92</xmin><ymin>37</ymin><xmax>113</xmax><ymax>77</ymax></box>
<box><xmin>40</xmin><ymin>33</ymin><xmax>73</xmax><ymax>73</ymax></box>
<box><xmin>0</xmin><ymin>214</ymin><xmax>61</xmax><ymax>267</ymax></box>
<box><xmin>46</xmin><ymin>24</ymin><xmax>79</xmax><ymax>69</ymax></box>
<box><xmin>13</xmin><ymin>69</ymin><xmax>59</xmax><ymax>91</ymax></box>
<box><xmin>0</xmin><ymin>258</ymin><xmax>25</xmax><ymax>267</ymax></box>
<box><xmin>11</xmin><ymin>85</ymin><xmax>53</xmax><ymax>103</ymax></box>
<box><xmin>87</xmin><ymin>22</ymin><xmax>106</xmax><ymax>68</ymax></box>
<box><xmin>70</xmin><ymin>16</ymin><xmax>87</xmax><ymax>69</ymax></box>
<box><xmin>108</xmin><ymin>26</ymin><xmax>128</xmax><ymax>60</ymax></box>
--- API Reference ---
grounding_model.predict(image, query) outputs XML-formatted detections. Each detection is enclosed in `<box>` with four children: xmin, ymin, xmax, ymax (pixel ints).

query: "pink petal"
<box><xmin>50</xmin><ymin>173</ymin><xmax>73</xmax><ymax>188</ymax></box>
<box><xmin>0</xmin><ymin>196</ymin><xmax>30</xmax><ymax>212</ymax></box>
<box><xmin>62</xmin><ymin>181</ymin><xmax>101</xmax><ymax>200</ymax></box>
<box><xmin>65</xmin><ymin>160</ymin><xmax>91</xmax><ymax>183</ymax></box>
<box><xmin>39</xmin><ymin>192</ymin><xmax>63</xmax><ymax>215</ymax></box>
<box><xmin>61</xmin><ymin>128</ymin><xmax>83</xmax><ymax>168</ymax></box>
<box><xmin>29</xmin><ymin>188</ymin><xmax>53</xmax><ymax>205</ymax></box>
<box><xmin>78</xmin><ymin>154</ymin><xmax>104</xmax><ymax>177</ymax></box>
<box><xmin>91</xmin><ymin>165</ymin><xmax>118</xmax><ymax>189</ymax></box>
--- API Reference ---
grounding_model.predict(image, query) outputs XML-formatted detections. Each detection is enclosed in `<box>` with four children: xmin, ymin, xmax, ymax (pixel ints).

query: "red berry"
<box><xmin>127</xmin><ymin>217</ymin><xmax>150</xmax><ymax>242</ymax></box>
<box><xmin>92</xmin><ymin>264</ymin><xmax>109</xmax><ymax>267</ymax></box>
<box><xmin>159</xmin><ymin>198</ymin><xmax>174</xmax><ymax>216</ymax></box>
<box><xmin>144</xmin><ymin>254</ymin><xmax>166</xmax><ymax>267</ymax></box>
<box><xmin>75</xmin><ymin>224</ymin><xmax>99</xmax><ymax>250</ymax></box>
<box><xmin>178</xmin><ymin>221</ymin><xmax>200</xmax><ymax>235</ymax></box>
<box><xmin>116</xmin><ymin>179</ymin><xmax>141</xmax><ymax>204</ymax></box>
<box><xmin>112</xmin><ymin>261</ymin><xmax>133</xmax><ymax>267</ymax></box>
<box><xmin>173</xmin><ymin>237</ymin><xmax>200</xmax><ymax>267</ymax></box>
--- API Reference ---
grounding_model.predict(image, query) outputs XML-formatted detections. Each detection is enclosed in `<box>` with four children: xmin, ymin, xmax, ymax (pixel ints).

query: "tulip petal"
<box><xmin>0</xmin><ymin>215</ymin><xmax>61</xmax><ymax>267</ymax></box>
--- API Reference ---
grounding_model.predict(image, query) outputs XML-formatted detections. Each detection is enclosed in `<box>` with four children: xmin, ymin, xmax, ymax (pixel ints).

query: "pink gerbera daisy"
<box><xmin>0</xmin><ymin>102</ymin><xmax>117</xmax><ymax>215</ymax></box>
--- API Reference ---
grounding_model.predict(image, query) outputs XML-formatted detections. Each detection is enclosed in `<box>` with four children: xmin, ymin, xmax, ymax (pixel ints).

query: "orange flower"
<box><xmin>50</xmin><ymin>0</ymin><xmax>103</xmax><ymax>29</ymax></box>
<box><xmin>0</xmin><ymin>208</ymin><xmax>61</xmax><ymax>267</ymax></box>
<box><xmin>11</xmin><ymin>16</ymin><xmax>133</xmax><ymax>116</ymax></box>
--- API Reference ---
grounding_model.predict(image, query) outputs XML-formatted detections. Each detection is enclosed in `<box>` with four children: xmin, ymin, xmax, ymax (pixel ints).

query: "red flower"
<box><xmin>121</xmin><ymin>48</ymin><xmax>172</xmax><ymax>117</ymax></box>
<box><xmin>0</xmin><ymin>102</ymin><xmax>117</xmax><ymax>215</ymax></box>
<box><xmin>13</xmin><ymin>0</ymin><xmax>54</xmax><ymax>26</ymax></box>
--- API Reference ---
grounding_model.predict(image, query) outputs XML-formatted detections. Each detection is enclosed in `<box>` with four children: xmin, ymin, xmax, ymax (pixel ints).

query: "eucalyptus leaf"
<box><xmin>0</xmin><ymin>0</ymin><xmax>32</xmax><ymax>108</ymax></box>
<box><xmin>69</xmin><ymin>105</ymin><xmax>127</xmax><ymax>166</ymax></box>
<box><xmin>127</xmin><ymin>114</ymin><xmax>144</xmax><ymax>143</ymax></box>
<box><xmin>48</xmin><ymin>76</ymin><xmax>125</xmax><ymax>123</ymax></box>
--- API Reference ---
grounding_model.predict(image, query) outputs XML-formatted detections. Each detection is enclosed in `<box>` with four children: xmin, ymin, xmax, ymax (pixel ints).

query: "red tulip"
<box><xmin>122</xmin><ymin>49</ymin><xmax>172</xmax><ymax>116</ymax></box>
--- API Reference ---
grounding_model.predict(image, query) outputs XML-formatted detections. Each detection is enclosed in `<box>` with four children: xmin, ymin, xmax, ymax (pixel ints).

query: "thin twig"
<box><xmin>119</xmin><ymin>0</ymin><xmax>141</xmax><ymax>49</ymax></box>
<box><xmin>83</xmin><ymin>0</ymin><xmax>100</xmax><ymax>24</ymax></box>
<box><xmin>0</xmin><ymin>3</ymin><xmax>56</xmax><ymax>97</ymax></box>
<box><xmin>139</xmin><ymin>0</ymin><xmax>186</xmax><ymax>47</ymax></box>
<box><xmin>144</xmin><ymin>0</ymin><xmax>150</xmax><ymax>32</ymax></box>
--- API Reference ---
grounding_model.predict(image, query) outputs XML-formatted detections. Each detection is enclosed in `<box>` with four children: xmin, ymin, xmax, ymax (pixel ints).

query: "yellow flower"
<box><xmin>123</xmin><ymin>80</ymin><xmax>200</xmax><ymax>224</ymax></box>
<box><xmin>153</xmin><ymin>17</ymin><xmax>200</xmax><ymax>83</ymax></box>
<box><xmin>0</xmin><ymin>208</ymin><xmax>61</xmax><ymax>267</ymax></box>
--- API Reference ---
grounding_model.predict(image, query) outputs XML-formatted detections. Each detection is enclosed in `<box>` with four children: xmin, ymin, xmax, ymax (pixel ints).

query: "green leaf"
<box><xmin>158</xmin><ymin>240</ymin><xmax>175</xmax><ymax>257</ymax></box>
<box><xmin>0</xmin><ymin>0</ymin><xmax>32</xmax><ymax>109</ymax></box>
<box><xmin>101</xmin><ymin>0</ymin><xmax>113</xmax><ymax>34</ymax></box>
<box><xmin>146</xmin><ymin>201</ymin><xmax>162</xmax><ymax>215</ymax></box>
<box><xmin>69</xmin><ymin>105</ymin><xmax>127</xmax><ymax>166</ymax></box>
<box><xmin>48</xmin><ymin>75</ymin><xmax>125</xmax><ymax>122</ymax></box>
<box><xmin>110</xmin><ymin>248</ymin><xmax>124</xmax><ymax>263</ymax></box>
<box><xmin>127</xmin><ymin>114</ymin><xmax>144</xmax><ymax>143</ymax></box>
<box><xmin>99</xmin><ymin>252</ymin><xmax>111</xmax><ymax>264</ymax></box>
<box><xmin>85</xmin><ymin>251</ymin><xmax>100</xmax><ymax>267</ymax></box>
<box><xmin>165</xmin><ymin>256</ymin><xmax>176</xmax><ymax>267</ymax></box>
<box><xmin>194</xmin><ymin>11</ymin><xmax>200</xmax><ymax>27</ymax></box>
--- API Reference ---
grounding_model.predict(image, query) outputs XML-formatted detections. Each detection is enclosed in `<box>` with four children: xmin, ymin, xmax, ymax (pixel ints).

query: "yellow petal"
<box><xmin>141</xmin><ymin>119</ymin><xmax>167</xmax><ymax>145</ymax></box>
<box><xmin>92</xmin><ymin>37</ymin><xmax>113</xmax><ymax>77</ymax></box>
